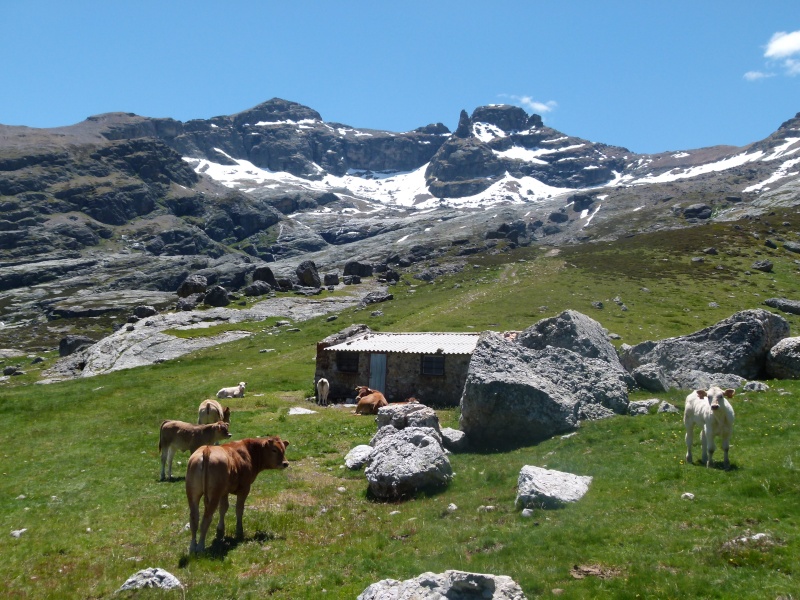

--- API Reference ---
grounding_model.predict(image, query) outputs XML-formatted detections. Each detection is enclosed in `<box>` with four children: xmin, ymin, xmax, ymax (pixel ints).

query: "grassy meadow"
<box><xmin>2</xmin><ymin>213</ymin><xmax>800</xmax><ymax>599</ymax></box>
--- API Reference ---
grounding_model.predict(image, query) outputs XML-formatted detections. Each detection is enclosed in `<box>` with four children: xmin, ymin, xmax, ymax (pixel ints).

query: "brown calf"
<box><xmin>197</xmin><ymin>399</ymin><xmax>231</xmax><ymax>425</ymax></box>
<box><xmin>185</xmin><ymin>436</ymin><xmax>290</xmax><ymax>553</ymax></box>
<box><xmin>159</xmin><ymin>420</ymin><xmax>231</xmax><ymax>481</ymax></box>
<box><xmin>354</xmin><ymin>386</ymin><xmax>388</xmax><ymax>415</ymax></box>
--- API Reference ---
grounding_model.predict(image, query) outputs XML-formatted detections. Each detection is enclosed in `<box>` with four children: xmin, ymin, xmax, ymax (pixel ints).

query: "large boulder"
<box><xmin>343</xmin><ymin>260</ymin><xmax>373</xmax><ymax>278</ymax></box>
<box><xmin>376</xmin><ymin>403</ymin><xmax>441</xmax><ymax>433</ymax></box>
<box><xmin>365</xmin><ymin>427</ymin><xmax>452</xmax><ymax>500</ymax></box>
<box><xmin>295</xmin><ymin>260</ymin><xmax>321</xmax><ymax>287</ymax></box>
<box><xmin>202</xmin><ymin>285</ymin><xmax>230</xmax><ymax>307</ymax></box>
<box><xmin>766</xmin><ymin>337</ymin><xmax>800</xmax><ymax>379</ymax></box>
<box><xmin>252</xmin><ymin>265</ymin><xmax>279</xmax><ymax>288</ymax></box>
<box><xmin>515</xmin><ymin>465</ymin><xmax>593</xmax><ymax>510</ymax></box>
<box><xmin>358</xmin><ymin>570</ymin><xmax>526</xmax><ymax>600</ymax></box>
<box><xmin>58</xmin><ymin>334</ymin><xmax>95</xmax><ymax>357</ymax></box>
<box><xmin>459</xmin><ymin>331</ymin><xmax>630</xmax><ymax>449</ymax></box>
<box><xmin>619</xmin><ymin>309</ymin><xmax>789</xmax><ymax>389</ymax></box>
<box><xmin>517</xmin><ymin>309</ymin><xmax>634</xmax><ymax>388</ymax></box>
<box><xmin>765</xmin><ymin>297</ymin><xmax>800</xmax><ymax>316</ymax></box>
<box><xmin>176</xmin><ymin>274</ymin><xmax>207</xmax><ymax>297</ymax></box>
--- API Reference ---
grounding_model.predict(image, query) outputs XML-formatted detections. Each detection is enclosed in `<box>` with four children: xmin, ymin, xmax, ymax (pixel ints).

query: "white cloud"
<box><xmin>765</xmin><ymin>30</ymin><xmax>800</xmax><ymax>59</ymax></box>
<box><xmin>743</xmin><ymin>70</ymin><xmax>774</xmax><ymax>81</ymax></box>
<box><xmin>511</xmin><ymin>95</ymin><xmax>558</xmax><ymax>114</ymax></box>
<box><xmin>760</xmin><ymin>30</ymin><xmax>800</xmax><ymax>77</ymax></box>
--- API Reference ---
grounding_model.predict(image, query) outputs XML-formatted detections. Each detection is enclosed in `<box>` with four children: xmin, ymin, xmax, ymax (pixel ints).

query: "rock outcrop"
<box><xmin>619</xmin><ymin>309</ymin><xmax>789</xmax><ymax>390</ymax></box>
<box><xmin>459</xmin><ymin>328</ymin><xmax>630</xmax><ymax>449</ymax></box>
<box><xmin>358</xmin><ymin>570</ymin><xmax>527</xmax><ymax>600</ymax></box>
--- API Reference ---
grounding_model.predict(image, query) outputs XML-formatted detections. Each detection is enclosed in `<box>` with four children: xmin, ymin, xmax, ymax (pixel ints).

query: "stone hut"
<box><xmin>315</xmin><ymin>326</ymin><xmax>479</xmax><ymax>407</ymax></box>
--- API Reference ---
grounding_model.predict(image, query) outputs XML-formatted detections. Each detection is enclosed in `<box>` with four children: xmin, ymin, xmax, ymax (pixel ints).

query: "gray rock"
<box><xmin>658</xmin><ymin>401</ymin><xmax>680</xmax><ymax>414</ymax></box>
<box><xmin>631</xmin><ymin>363</ymin><xmax>671</xmax><ymax>392</ymax></box>
<box><xmin>460</xmin><ymin>331</ymin><xmax>629</xmax><ymax>448</ymax></box>
<box><xmin>176</xmin><ymin>274</ymin><xmax>207</xmax><ymax>297</ymax></box>
<box><xmin>766</xmin><ymin>337</ymin><xmax>800</xmax><ymax>379</ymax></box>
<box><xmin>117</xmin><ymin>567</ymin><xmax>182</xmax><ymax>592</ymax></box>
<box><xmin>752</xmin><ymin>259</ymin><xmax>774</xmax><ymax>273</ymax></box>
<box><xmin>365</xmin><ymin>427</ymin><xmax>452</xmax><ymax>500</ymax></box>
<box><xmin>323</xmin><ymin>272</ymin><xmax>340</xmax><ymax>286</ymax></box>
<box><xmin>360</xmin><ymin>291</ymin><xmax>393</xmax><ymax>306</ymax></box>
<box><xmin>203</xmin><ymin>285</ymin><xmax>230</xmax><ymax>307</ymax></box>
<box><xmin>784</xmin><ymin>241</ymin><xmax>800</xmax><ymax>254</ymax></box>
<box><xmin>516</xmin><ymin>309</ymin><xmax>622</xmax><ymax>368</ymax></box>
<box><xmin>358</xmin><ymin>570</ymin><xmax>526</xmax><ymax>600</ymax></box>
<box><xmin>764</xmin><ymin>297</ymin><xmax>800</xmax><ymax>315</ymax></box>
<box><xmin>683</xmin><ymin>204</ymin><xmax>712</xmax><ymax>219</ymax></box>
<box><xmin>344</xmin><ymin>445</ymin><xmax>374</xmax><ymax>470</ymax></box>
<box><xmin>628</xmin><ymin>399</ymin><xmax>660</xmax><ymax>415</ymax></box>
<box><xmin>441</xmin><ymin>427</ymin><xmax>468</xmax><ymax>452</ymax></box>
<box><xmin>743</xmin><ymin>381</ymin><xmax>770</xmax><ymax>392</ymax></box>
<box><xmin>376</xmin><ymin>403</ymin><xmax>441</xmax><ymax>434</ymax></box>
<box><xmin>58</xmin><ymin>334</ymin><xmax>95</xmax><ymax>357</ymax></box>
<box><xmin>252</xmin><ymin>265</ymin><xmax>279</xmax><ymax>288</ymax></box>
<box><xmin>133</xmin><ymin>305</ymin><xmax>158</xmax><ymax>318</ymax></box>
<box><xmin>243</xmin><ymin>280</ymin><xmax>272</xmax><ymax>296</ymax></box>
<box><xmin>619</xmin><ymin>309</ymin><xmax>789</xmax><ymax>388</ymax></box>
<box><xmin>515</xmin><ymin>465</ymin><xmax>592</xmax><ymax>509</ymax></box>
<box><xmin>295</xmin><ymin>260</ymin><xmax>321</xmax><ymax>288</ymax></box>
<box><xmin>344</xmin><ymin>260</ymin><xmax>374</xmax><ymax>278</ymax></box>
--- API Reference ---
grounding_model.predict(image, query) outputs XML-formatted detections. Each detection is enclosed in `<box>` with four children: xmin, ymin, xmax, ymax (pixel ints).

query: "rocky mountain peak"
<box><xmin>471</xmin><ymin>104</ymin><xmax>541</xmax><ymax>132</ymax></box>
<box><xmin>231</xmin><ymin>98</ymin><xmax>322</xmax><ymax>128</ymax></box>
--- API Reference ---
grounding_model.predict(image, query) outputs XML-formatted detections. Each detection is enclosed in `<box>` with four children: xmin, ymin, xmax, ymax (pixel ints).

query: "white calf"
<box><xmin>316</xmin><ymin>378</ymin><xmax>330</xmax><ymax>406</ymax></box>
<box><xmin>684</xmin><ymin>386</ymin><xmax>735</xmax><ymax>468</ymax></box>
<box><xmin>217</xmin><ymin>381</ymin><xmax>246</xmax><ymax>399</ymax></box>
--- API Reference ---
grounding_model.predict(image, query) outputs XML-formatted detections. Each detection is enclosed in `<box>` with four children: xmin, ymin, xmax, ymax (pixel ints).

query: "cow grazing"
<box><xmin>186</xmin><ymin>436</ymin><xmax>290</xmax><ymax>554</ymax></box>
<box><xmin>354</xmin><ymin>385</ymin><xmax>388</xmax><ymax>415</ymax></box>
<box><xmin>159</xmin><ymin>420</ymin><xmax>231</xmax><ymax>481</ymax></box>
<box><xmin>316</xmin><ymin>378</ymin><xmax>330</xmax><ymax>406</ymax></box>
<box><xmin>217</xmin><ymin>382</ymin><xmax>246</xmax><ymax>399</ymax></box>
<box><xmin>684</xmin><ymin>386</ymin><xmax>736</xmax><ymax>468</ymax></box>
<box><xmin>197</xmin><ymin>399</ymin><xmax>231</xmax><ymax>425</ymax></box>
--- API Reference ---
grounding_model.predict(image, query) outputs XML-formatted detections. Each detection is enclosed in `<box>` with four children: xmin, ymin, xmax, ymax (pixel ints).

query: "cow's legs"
<box><xmin>188</xmin><ymin>494</ymin><xmax>201</xmax><ymax>553</ymax></box>
<box><xmin>684</xmin><ymin>424</ymin><xmax>694</xmax><ymax>464</ymax></box>
<box><xmin>721</xmin><ymin>431</ymin><xmax>731</xmax><ymax>469</ymax></box>
<box><xmin>235</xmin><ymin>488</ymin><xmax>250</xmax><ymax>540</ymax></box>
<box><xmin>704</xmin><ymin>423</ymin><xmax>715</xmax><ymax>468</ymax></box>
<box><xmin>166</xmin><ymin>448</ymin><xmax>177</xmax><ymax>480</ymax></box>
<box><xmin>160</xmin><ymin>449</ymin><xmax>169</xmax><ymax>481</ymax></box>
<box><xmin>197</xmin><ymin>496</ymin><xmax>220</xmax><ymax>553</ymax></box>
<box><xmin>216</xmin><ymin>494</ymin><xmax>229</xmax><ymax>539</ymax></box>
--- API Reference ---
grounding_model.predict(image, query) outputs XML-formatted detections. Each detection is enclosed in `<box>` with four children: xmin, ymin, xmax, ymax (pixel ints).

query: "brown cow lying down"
<box><xmin>354</xmin><ymin>386</ymin><xmax>388</xmax><ymax>415</ymax></box>
<box><xmin>185</xmin><ymin>436</ymin><xmax>290</xmax><ymax>554</ymax></box>
<box><xmin>197</xmin><ymin>399</ymin><xmax>231</xmax><ymax>425</ymax></box>
<box><xmin>159</xmin><ymin>420</ymin><xmax>231</xmax><ymax>481</ymax></box>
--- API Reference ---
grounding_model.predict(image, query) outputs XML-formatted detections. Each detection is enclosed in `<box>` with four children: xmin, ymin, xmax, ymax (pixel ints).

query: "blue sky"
<box><xmin>2</xmin><ymin>1</ymin><xmax>798</xmax><ymax>154</ymax></box>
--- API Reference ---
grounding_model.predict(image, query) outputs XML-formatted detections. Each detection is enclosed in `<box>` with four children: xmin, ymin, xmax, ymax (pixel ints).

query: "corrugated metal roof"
<box><xmin>325</xmin><ymin>332</ymin><xmax>480</xmax><ymax>355</ymax></box>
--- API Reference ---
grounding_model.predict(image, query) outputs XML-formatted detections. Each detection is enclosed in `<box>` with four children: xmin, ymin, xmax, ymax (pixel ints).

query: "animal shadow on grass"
<box><xmin>178</xmin><ymin>531</ymin><xmax>283</xmax><ymax>566</ymax></box>
<box><xmin>159</xmin><ymin>476</ymin><xmax>185</xmax><ymax>483</ymax></box>
<box><xmin>688</xmin><ymin>460</ymin><xmax>740</xmax><ymax>471</ymax></box>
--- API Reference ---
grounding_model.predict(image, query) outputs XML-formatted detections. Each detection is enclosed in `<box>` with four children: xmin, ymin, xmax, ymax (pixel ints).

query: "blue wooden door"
<box><xmin>369</xmin><ymin>353</ymin><xmax>387</xmax><ymax>393</ymax></box>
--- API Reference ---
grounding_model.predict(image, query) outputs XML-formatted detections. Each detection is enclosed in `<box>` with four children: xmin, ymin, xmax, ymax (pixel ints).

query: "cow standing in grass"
<box><xmin>186</xmin><ymin>436</ymin><xmax>290</xmax><ymax>554</ymax></box>
<box><xmin>316</xmin><ymin>378</ymin><xmax>330</xmax><ymax>406</ymax></box>
<box><xmin>159</xmin><ymin>420</ymin><xmax>231</xmax><ymax>481</ymax></box>
<box><xmin>684</xmin><ymin>386</ymin><xmax>735</xmax><ymax>468</ymax></box>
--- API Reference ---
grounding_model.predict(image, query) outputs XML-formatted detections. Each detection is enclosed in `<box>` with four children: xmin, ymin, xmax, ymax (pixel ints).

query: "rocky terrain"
<box><xmin>1</xmin><ymin>98</ymin><xmax>798</xmax><ymax>355</ymax></box>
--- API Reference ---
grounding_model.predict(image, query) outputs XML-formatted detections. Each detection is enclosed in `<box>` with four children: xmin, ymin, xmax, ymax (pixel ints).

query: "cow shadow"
<box><xmin>688</xmin><ymin>460</ymin><xmax>740</xmax><ymax>471</ymax></box>
<box><xmin>159</xmin><ymin>476</ymin><xmax>185</xmax><ymax>483</ymax></box>
<box><xmin>178</xmin><ymin>531</ymin><xmax>283</xmax><ymax>566</ymax></box>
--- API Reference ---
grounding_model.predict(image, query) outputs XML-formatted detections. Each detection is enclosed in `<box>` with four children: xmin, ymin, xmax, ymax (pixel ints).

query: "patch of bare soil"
<box><xmin>570</xmin><ymin>564</ymin><xmax>623</xmax><ymax>580</ymax></box>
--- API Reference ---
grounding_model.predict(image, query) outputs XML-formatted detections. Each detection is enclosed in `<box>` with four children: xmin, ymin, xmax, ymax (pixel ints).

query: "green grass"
<box><xmin>2</xmin><ymin>212</ymin><xmax>800</xmax><ymax>598</ymax></box>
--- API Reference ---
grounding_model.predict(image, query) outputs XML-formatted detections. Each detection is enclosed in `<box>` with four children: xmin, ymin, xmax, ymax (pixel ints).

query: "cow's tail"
<box><xmin>201</xmin><ymin>445</ymin><xmax>211</xmax><ymax>499</ymax></box>
<box><xmin>158</xmin><ymin>420</ymin><xmax>167</xmax><ymax>452</ymax></box>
